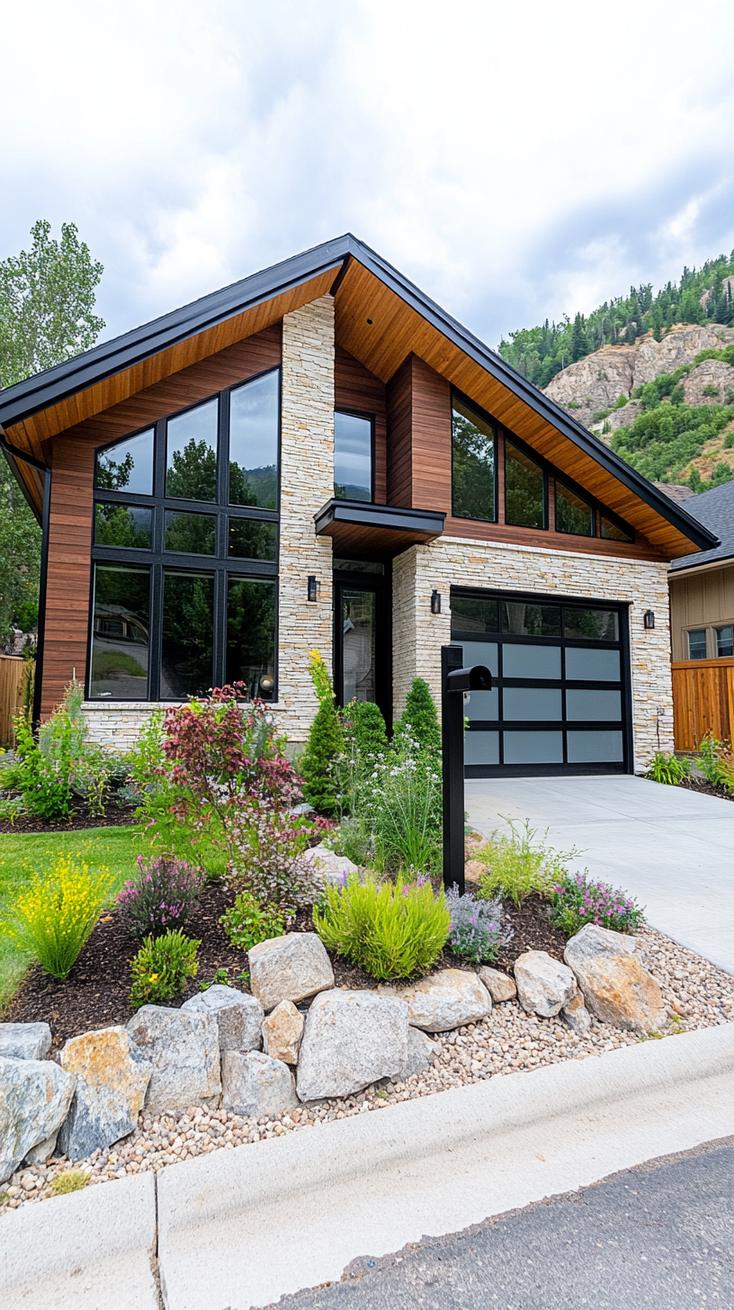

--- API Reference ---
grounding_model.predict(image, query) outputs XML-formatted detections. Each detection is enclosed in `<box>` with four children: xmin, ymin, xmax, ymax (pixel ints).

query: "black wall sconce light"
<box><xmin>643</xmin><ymin>610</ymin><xmax>655</xmax><ymax>630</ymax></box>
<box><xmin>430</xmin><ymin>589</ymin><xmax>442</xmax><ymax>615</ymax></box>
<box><xmin>307</xmin><ymin>575</ymin><xmax>320</xmax><ymax>603</ymax></box>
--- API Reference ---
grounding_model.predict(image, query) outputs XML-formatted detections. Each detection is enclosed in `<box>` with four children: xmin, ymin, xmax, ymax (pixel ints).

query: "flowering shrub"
<box><xmin>445</xmin><ymin>885</ymin><xmax>513</xmax><ymax>964</ymax></box>
<box><xmin>0</xmin><ymin>855</ymin><xmax>115</xmax><ymax>979</ymax></box>
<box><xmin>549</xmin><ymin>872</ymin><xmax>645</xmax><ymax>936</ymax></box>
<box><xmin>129</xmin><ymin>929</ymin><xmax>200</xmax><ymax>1007</ymax></box>
<box><xmin>116</xmin><ymin>856</ymin><xmax>204</xmax><ymax>940</ymax></box>
<box><xmin>313</xmin><ymin>873</ymin><xmax>450</xmax><ymax>980</ymax></box>
<box><xmin>220</xmin><ymin>891</ymin><xmax>290</xmax><ymax>951</ymax></box>
<box><xmin>227</xmin><ymin>804</ymin><xmax>314</xmax><ymax>908</ymax></box>
<box><xmin>370</xmin><ymin>743</ymin><xmax>442</xmax><ymax>875</ymax></box>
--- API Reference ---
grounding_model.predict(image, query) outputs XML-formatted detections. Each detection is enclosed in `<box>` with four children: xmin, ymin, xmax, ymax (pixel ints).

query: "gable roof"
<box><xmin>670</xmin><ymin>480</ymin><xmax>734</xmax><ymax>572</ymax></box>
<box><xmin>0</xmin><ymin>233</ymin><xmax>718</xmax><ymax>556</ymax></box>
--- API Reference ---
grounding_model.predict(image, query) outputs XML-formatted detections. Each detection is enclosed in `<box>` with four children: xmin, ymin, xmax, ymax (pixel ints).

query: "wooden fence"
<box><xmin>671</xmin><ymin>657</ymin><xmax>734</xmax><ymax>751</ymax></box>
<box><xmin>0</xmin><ymin>656</ymin><xmax>31</xmax><ymax>747</ymax></box>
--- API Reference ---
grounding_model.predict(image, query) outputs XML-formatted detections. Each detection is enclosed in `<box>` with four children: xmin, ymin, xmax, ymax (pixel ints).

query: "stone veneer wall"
<box><xmin>392</xmin><ymin>534</ymin><xmax>673</xmax><ymax>771</ymax></box>
<box><xmin>83</xmin><ymin>295</ymin><xmax>336</xmax><ymax>751</ymax></box>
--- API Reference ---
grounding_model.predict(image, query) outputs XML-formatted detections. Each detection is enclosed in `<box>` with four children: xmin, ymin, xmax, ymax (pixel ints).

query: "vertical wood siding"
<box><xmin>672</xmin><ymin>657</ymin><xmax>734</xmax><ymax>750</ymax></box>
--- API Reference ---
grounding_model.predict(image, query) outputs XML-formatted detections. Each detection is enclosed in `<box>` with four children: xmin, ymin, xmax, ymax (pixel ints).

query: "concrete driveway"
<box><xmin>465</xmin><ymin>774</ymin><xmax>734</xmax><ymax>974</ymax></box>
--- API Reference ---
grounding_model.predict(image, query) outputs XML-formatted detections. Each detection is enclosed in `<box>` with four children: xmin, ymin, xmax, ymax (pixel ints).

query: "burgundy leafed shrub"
<box><xmin>117</xmin><ymin>855</ymin><xmax>204</xmax><ymax>940</ymax></box>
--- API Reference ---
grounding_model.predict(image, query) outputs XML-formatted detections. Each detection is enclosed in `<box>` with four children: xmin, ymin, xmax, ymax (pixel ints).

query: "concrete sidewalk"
<box><xmin>5</xmin><ymin>1023</ymin><xmax>731</xmax><ymax>1310</ymax></box>
<box><xmin>465</xmin><ymin>774</ymin><xmax>734</xmax><ymax>973</ymax></box>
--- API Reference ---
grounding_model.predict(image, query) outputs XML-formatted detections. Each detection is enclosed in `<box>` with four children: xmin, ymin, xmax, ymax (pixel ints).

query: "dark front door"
<box><xmin>333</xmin><ymin>562</ymin><xmax>391</xmax><ymax>727</ymax></box>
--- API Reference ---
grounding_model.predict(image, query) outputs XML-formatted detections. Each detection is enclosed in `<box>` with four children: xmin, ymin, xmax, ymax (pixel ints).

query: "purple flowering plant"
<box><xmin>117</xmin><ymin>855</ymin><xmax>204</xmax><ymax>940</ymax></box>
<box><xmin>549</xmin><ymin>871</ymin><xmax>645</xmax><ymax>936</ymax></box>
<box><xmin>445</xmin><ymin>884</ymin><xmax>513</xmax><ymax>964</ymax></box>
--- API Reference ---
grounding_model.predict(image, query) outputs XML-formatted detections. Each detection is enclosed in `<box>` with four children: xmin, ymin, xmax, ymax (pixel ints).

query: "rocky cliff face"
<box><xmin>544</xmin><ymin>324</ymin><xmax>734</xmax><ymax>425</ymax></box>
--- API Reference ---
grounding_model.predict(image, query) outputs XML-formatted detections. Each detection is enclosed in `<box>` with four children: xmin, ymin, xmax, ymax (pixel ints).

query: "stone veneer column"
<box><xmin>393</xmin><ymin>535</ymin><xmax>674</xmax><ymax>771</ymax></box>
<box><xmin>277</xmin><ymin>295</ymin><xmax>335</xmax><ymax>743</ymax></box>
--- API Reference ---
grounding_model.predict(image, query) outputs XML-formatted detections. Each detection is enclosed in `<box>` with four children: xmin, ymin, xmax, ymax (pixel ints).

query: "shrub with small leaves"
<box><xmin>698</xmin><ymin>734</ymin><xmax>734</xmax><ymax>795</ymax></box>
<box><xmin>129</xmin><ymin>930</ymin><xmax>200</xmax><ymax>1007</ymax></box>
<box><xmin>476</xmin><ymin>820</ymin><xmax>572</xmax><ymax>908</ymax></box>
<box><xmin>445</xmin><ymin>885</ymin><xmax>513</xmax><ymax>964</ymax></box>
<box><xmin>313</xmin><ymin>873</ymin><xmax>449</xmax><ymax>980</ymax></box>
<box><xmin>549</xmin><ymin>872</ymin><xmax>645</xmax><ymax>936</ymax></box>
<box><xmin>220</xmin><ymin>892</ymin><xmax>290</xmax><ymax>952</ymax></box>
<box><xmin>0</xmin><ymin>855</ymin><xmax>115</xmax><ymax>979</ymax></box>
<box><xmin>116</xmin><ymin>855</ymin><xmax>204</xmax><ymax>940</ymax></box>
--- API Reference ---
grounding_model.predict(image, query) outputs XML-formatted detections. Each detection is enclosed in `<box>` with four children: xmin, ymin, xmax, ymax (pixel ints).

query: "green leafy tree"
<box><xmin>0</xmin><ymin>220</ymin><xmax>104</xmax><ymax>646</ymax></box>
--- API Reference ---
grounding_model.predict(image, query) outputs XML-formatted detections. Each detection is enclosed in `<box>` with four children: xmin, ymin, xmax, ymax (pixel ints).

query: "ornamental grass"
<box><xmin>0</xmin><ymin>854</ymin><xmax>116</xmax><ymax>980</ymax></box>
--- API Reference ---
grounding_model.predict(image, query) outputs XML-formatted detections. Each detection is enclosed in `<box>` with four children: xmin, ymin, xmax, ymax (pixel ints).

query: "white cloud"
<box><xmin>3</xmin><ymin>0</ymin><xmax>734</xmax><ymax>346</ymax></box>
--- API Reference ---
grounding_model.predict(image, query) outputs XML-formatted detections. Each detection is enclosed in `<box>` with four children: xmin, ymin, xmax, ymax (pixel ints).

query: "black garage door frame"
<box><xmin>451</xmin><ymin>586</ymin><xmax>634</xmax><ymax>777</ymax></box>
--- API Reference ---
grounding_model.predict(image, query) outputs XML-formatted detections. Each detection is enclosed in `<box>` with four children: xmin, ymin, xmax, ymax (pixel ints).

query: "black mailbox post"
<box><xmin>441</xmin><ymin>644</ymin><xmax>492</xmax><ymax>894</ymax></box>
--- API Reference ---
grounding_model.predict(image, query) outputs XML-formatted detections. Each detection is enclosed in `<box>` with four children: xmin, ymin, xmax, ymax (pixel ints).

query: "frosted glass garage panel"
<box><xmin>503</xmin><ymin>687</ymin><xmax>562</xmax><ymax>720</ymax></box>
<box><xmin>503</xmin><ymin>731</ymin><xmax>563</xmax><ymax>764</ymax></box>
<box><xmin>566</xmin><ymin>689</ymin><xmax>622</xmax><ymax>721</ymax></box>
<box><xmin>465</xmin><ymin>688</ymin><xmax>499</xmax><ymax>720</ymax></box>
<box><xmin>464</xmin><ymin>730</ymin><xmax>499</xmax><ymax>766</ymax></box>
<box><xmin>459</xmin><ymin>641</ymin><xmax>499</xmax><ymax>677</ymax></box>
<box><xmin>567</xmin><ymin>730</ymin><xmax>624</xmax><ymax>762</ymax></box>
<box><xmin>502</xmin><ymin>643</ymin><xmax>561</xmax><ymax>679</ymax></box>
<box><xmin>565</xmin><ymin>646</ymin><xmax>620</xmax><ymax>682</ymax></box>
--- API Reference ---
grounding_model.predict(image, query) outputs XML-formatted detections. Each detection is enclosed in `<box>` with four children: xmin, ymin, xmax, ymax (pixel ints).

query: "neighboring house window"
<box><xmin>334</xmin><ymin>411</ymin><xmax>373</xmax><ymax>501</ymax></box>
<box><xmin>505</xmin><ymin>438</ymin><xmax>546</xmax><ymax>529</ymax></box>
<box><xmin>687</xmin><ymin>629</ymin><xmax>708</xmax><ymax>660</ymax></box>
<box><xmin>452</xmin><ymin>396</ymin><xmax>497</xmax><ymax>521</ymax></box>
<box><xmin>89</xmin><ymin>369</ymin><xmax>279</xmax><ymax>703</ymax></box>
<box><xmin>716</xmin><ymin>624</ymin><xmax>734</xmax><ymax>657</ymax></box>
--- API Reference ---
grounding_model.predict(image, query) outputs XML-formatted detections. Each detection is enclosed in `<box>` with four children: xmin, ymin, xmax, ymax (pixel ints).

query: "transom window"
<box><xmin>450</xmin><ymin>391</ymin><xmax>634</xmax><ymax>543</ymax></box>
<box><xmin>89</xmin><ymin>368</ymin><xmax>280</xmax><ymax>702</ymax></box>
<box><xmin>334</xmin><ymin>410</ymin><xmax>373</xmax><ymax>502</ymax></box>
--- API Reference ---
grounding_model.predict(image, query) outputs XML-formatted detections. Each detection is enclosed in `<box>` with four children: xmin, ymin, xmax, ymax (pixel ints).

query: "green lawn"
<box><xmin>0</xmin><ymin>825</ymin><xmax>143</xmax><ymax>1011</ymax></box>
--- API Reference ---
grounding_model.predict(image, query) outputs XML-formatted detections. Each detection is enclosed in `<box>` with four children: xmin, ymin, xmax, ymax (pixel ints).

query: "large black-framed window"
<box><xmin>449</xmin><ymin>388</ymin><xmax>635</xmax><ymax>544</ymax></box>
<box><xmin>334</xmin><ymin>409</ymin><xmax>374</xmax><ymax>502</ymax></box>
<box><xmin>89</xmin><ymin>368</ymin><xmax>280</xmax><ymax>702</ymax></box>
<box><xmin>451</xmin><ymin>586</ymin><xmax>632</xmax><ymax>776</ymax></box>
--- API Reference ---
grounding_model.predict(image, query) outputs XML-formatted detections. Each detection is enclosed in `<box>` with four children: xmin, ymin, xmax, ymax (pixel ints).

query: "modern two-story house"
<box><xmin>0</xmin><ymin>236</ymin><xmax>717</xmax><ymax>775</ymax></box>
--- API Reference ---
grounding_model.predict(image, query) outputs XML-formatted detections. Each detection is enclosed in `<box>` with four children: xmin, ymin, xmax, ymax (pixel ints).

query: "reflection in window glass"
<box><xmin>226</xmin><ymin>578</ymin><xmax>276</xmax><ymax>699</ymax></box>
<box><xmin>334</xmin><ymin>412</ymin><xmax>372</xmax><ymax>502</ymax></box>
<box><xmin>556</xmin><ymin>482</ymin><xmax>594</xmax><ymax>536</ymax></box>
<box><xmin>94</xmin><ymin>503</ymin><xmax>152</xmax><ymax>549</ymax></box>
<box><xmin>450</xmin><ymin>593</ymin><xmax>499</xmax><ymax>635</ymax></box>
<box><xmin>600</xmin><ymin>514</ymin><xmax>634</xmax><ymax>543</ymax></box>
<box><xmin>95</xmin><ymin>429</ymin><xmax>154</xmax><ymax>495</ymax></box>
<box><xmin>501</xmin><ymin>601</ymin><xmax>561</xmax><ymax>636</ymax></box>
<box><xmin>90</xmin><ymin>565</ymin><xmax>150</xmax><ymax>699</ymax></box>
<box><xmin>229</xmin><ymin>371</ymin><xmax>279</xmax><ymax>509</ymax></box>
<box><xmin>563</xmin><ymin>607</ymin><xmax>619</xmax><ymax>641</ymax></box>
<box><xmin>164</xmin><ymin>511</ymin><xmax>216</xmax><ymax>555</ymax></box>
<box><xmin>341</xmin><ymin>588</ymin><xmax>376</xmax><ymax>703</ymax></box>
<box><xmin>228</xmin><ymin>518</ymin><xmax>277</xmax><ymax>561</ymax></box>
<box><xmin>161</xmin><ymin>572</ymin><xmax>214</xmax><ymax>698</ymax></box>
<box><xmin>687</xmin><ymin>629</ymin><xmax>707</xmax><ymax>660</ymax></box>
<box><xmin>452</xmin><ymin>397</ymin><xmax>496</xmax><ymax>521</ymax></box>
<box><xmin>166</xmin><ymin>399</ymin><xmax>218</xmax><ymax>501</ymax></box>
<box><xmin>505</xmin><ymin>439</ymin><xmax>546</xmax><ymax>529</ymax></box>
<box><xmin>716</xmin><ymin>625</ymin><xmax>734</xmax><ymax>658</ymax></box>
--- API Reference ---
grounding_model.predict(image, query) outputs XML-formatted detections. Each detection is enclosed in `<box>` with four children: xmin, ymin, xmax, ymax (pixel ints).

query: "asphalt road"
<box><xmin>265</xmin><ymin>1138</ymin><xmax>734</xmax><ymax>1309</ymax></box>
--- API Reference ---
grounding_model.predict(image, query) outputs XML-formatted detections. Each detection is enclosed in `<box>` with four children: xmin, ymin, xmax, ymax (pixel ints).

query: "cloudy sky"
<box><xmin>4</xmin><ymin>0</ymin><xmax>734</xmax><ymax>350</ymax></box>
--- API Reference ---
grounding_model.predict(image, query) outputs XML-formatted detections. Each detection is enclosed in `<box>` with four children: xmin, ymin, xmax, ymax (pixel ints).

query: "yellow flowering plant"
<box><xmin>0</xmin><ymin>855</ymin><xmax>116</xmax><ymax>980</ymax></box>
<box><xmin>129</xmin><ymin>929</ymin><xmax>200</xmax><ymax>1008</ymax></box>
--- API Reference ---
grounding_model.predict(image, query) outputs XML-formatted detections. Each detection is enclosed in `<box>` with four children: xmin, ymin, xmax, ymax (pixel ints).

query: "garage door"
<box><xmin>451</xmin><ymin>589</ymin><xmax>631</xmax><ymax>775</ymax></box>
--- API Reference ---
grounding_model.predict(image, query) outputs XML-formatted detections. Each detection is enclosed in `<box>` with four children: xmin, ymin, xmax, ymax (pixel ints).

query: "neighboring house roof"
<box><xmin>654</xmin><ymin>481</ymin><xmax>695</xmax><ymax>504</ymax></box>
<box><xmin>0</xmin><ymin>233</ymin><xmax>718</xmax><ymax>556</ymax></box>
<box><xmin>670</xmin><ymin>480</ymin><xmax>734</xmax><ymax>572</ymax></box>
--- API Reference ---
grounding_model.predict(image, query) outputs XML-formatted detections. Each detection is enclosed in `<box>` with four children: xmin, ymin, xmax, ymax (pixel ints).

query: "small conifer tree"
<box><xmin>300</xmin><ymin>652</ymin><xmax>343</xmax><ymax>814</ymax></box>
<box><xmin>393</xmin><ymin>677</ymin><xmax>441</xmax><ymax>757</ymax></box>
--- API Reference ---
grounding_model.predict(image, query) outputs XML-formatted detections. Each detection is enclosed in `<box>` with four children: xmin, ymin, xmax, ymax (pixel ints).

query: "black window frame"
<box><xmin>450</xmin><ymin>389</ymin><xmax>498</xmax><ymax>523</ymax></box>
<box><xmin>503</xmin><ymin>433</ymin><xmax>548</xmax><ymax>530</ymax></box>
<box><xmin>333</xmin><ymin>407</ymin><xmax>376</xmax><ymax>504</ymax></box>
<box><xmin>554</xmin><ymin>477</ymin><xmax>595</xmax><ymax>538</ymax></box>
<box><xmin>87</xmin><ymin>366</ymin><xmax>281</xmax><ymax>702</ymax></box>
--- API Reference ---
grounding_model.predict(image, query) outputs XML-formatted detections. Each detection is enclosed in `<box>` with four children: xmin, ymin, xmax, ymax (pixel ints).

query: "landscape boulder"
<box><xmin>248</xmin><ymin>932</ymin><xmax>334</xmax><ymax>1011</ymax></box>
<box><xmin>301</xmin><ymin>843</ymin><xmax>359</xmax><ymax>886</ymax></box>
<box><xmin>392</xmin><ymin>1026</ymin><xmax>439</xmax><ymax>1081</ymax></box>
<box><xmin>297</xmin><ymin>989</ymin><xmax>409</xmax><ymax>1101</ymax></box>
<box><xmin>477</xmin><ymin>966</ymin><xmax>517</xmax><ymax>1004</ymax></box>
<box><xmin>564</xmin><ymin>924</ymin><xmax>667</xmax><ymax>1033</ymax></box>
<box><xmin>561</xmin><ymin>991</ymin><xmax>592</xmax><ymax>1035</ymax></box>
<box><xmin>222</xmin><ymin>1051</ymin><xmax>298</xmax><ymax>1118</ymax></box>
<box><xmin>388</xmin><ymin>969</ymin><xmax>492</xmax><ymax>1032</ymax></box>
<box><xmin>262</xmin><ymin>1000</ymin><xmax>304</xmax><ymax>1064</ymax></box>
<box><xmin>127</xmin><ymin>1006</ymin><xmax>221</xmax><ymax>1113</ymax></box>
<box><xmin>58</xmin><ymin>1026</ymin><xmax>151</xmax><ymax>1160</ymax></box>
<box><xmin>0</xmin><ymin>1056</ymin><xmax>75</xmax><ymax>1184</ymax></box>
<box><xmin>182</xmin><ymin>985</ymin><xmax>264</xmax><ymax>1053</ymax></box>
<box><xmin>0</xmin><ymin>1022</ymin><xmax>52</xmax><ymax>1061</ymax></box>
<box><xmin>513</xmin><ymin>951</ymin><xmax>577</xmax><ymax>1018</ymax></box>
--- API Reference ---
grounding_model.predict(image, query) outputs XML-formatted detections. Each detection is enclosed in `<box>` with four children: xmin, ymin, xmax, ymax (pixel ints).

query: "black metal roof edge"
<box><xmin>0</xmin><ymin>230</ymin><xmax>718</xmax><ymax>552</ymax></box>
<box><xmin>314</xmin><ymin>497</ymin><xmax>446</xmax><ymax>535</ymax></box>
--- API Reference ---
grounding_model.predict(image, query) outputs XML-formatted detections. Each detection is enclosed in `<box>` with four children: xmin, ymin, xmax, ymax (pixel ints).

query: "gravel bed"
<box><xmin>3</xmin><ymin>926</ymin><xmax>733</xmax><ymax>1212</ymax></box>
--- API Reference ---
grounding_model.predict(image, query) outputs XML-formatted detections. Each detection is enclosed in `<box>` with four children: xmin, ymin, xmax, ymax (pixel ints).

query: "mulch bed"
<box><xmin>0</xmin><ymin>804</ymin><xmax>137</xmax><ymax>835</ymax></box>
<box><xmin>679</xmin><ymin>777</ymin><xmax>733</xmax><ymax>803</ymax></box>
<box><xmin>6</xmin><ymin>882</ymin><xmax>569</xmax><ymax>1050</ymax></box>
